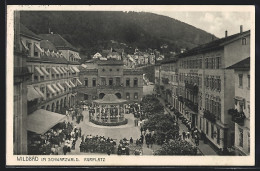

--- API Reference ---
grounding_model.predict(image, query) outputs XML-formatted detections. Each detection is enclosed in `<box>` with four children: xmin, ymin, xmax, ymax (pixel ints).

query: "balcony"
<box><xmin>228</xmin><ymin>108</ymin><xmax>246</xmax><ymax>126</ymax></box>
<box><xmin>185</xmin><ymin>82</ymin><xmax>198</xmax><ymax>94</ymax></box>
<box><xmin>203</xmin><ymin>110</ymin><xmax>216</xmax><ymax>123</ymax></box>
<box><xmin>184</xmin><ymin>98</ymin><xmax>198</xmax><ymax>113</ymax></box>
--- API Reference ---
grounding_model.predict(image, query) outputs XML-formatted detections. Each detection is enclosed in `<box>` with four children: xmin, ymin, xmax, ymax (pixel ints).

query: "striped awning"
<box><xmin>52</xmin><ymin>84</ymin><xmax>61</xmax><ymax>93</ymax></box>
<box><xmin>21</xmin><ymin>40</ymin><xmax>29</xmax><ymax>51</ymax></box>
<box><xmin>57</xmin><ymin>83</ymin><xmax>65</xmax><ymax>91</ymax></box>
<box><xmin>64</xmin><ymin>81</ymin><xmax>71</xmax><ymax>88</ymax></box>
<box><xmin>47</xmin><ymin>84</ymin><xmax>56</xmax><ymax>94</ymax></box>
<box><xmin>41</xmin><ymin>67</ymin><xmax>49</xmax><ymax>75</ymax></box>
<box><xmin>35</xmin><ymin>67</ymin><xmax>44</xmax><ymax>76</ymax></box>
<box><xmin>34</xmin><ymin>87</ymin><xmax>45</xmax><ymax>98</ymax></box>
<box><xmin>27</xmin><ymin>85</ymin><xmax>42</xmax><ymax>101</ymax></box>
<box><xmin>76</xmin><ymin>78</ymin><xmax>82</xmax><ymax>85</ymax></box>
<box><xmin>72</xmin><ymin>66</ymin><xmax>80</xmax><ymax>73</ymax></box>
<box><xmin>52</xmin><ymin>67</ymin><xmax>60</xmax><ymax>74</ymax></box>
<box><xmin>57</xmin><ymin>67</ymin><xmax>64</xmax><ymax>74</ymax></box>
<box><xmin>69</xmin><ymin>80</ymin><xmax>76</xmax><ymax>87</ymax></box>
<box><xmin>60</xmin><ymin>67</ymin><xmax>67</xmax><ymax>73</ymax></box>
<box><xmin>69</xmin><ymin>67</ymin><xmax>75</xmax><ymax>73</ymax></box>
<box><xmin>34</xmin><ymin>43</ymin><xmax>44</xmax><ymax>53</ymax></box>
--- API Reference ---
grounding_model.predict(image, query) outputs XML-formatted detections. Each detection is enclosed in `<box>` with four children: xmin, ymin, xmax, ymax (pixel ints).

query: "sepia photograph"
<box><xmin>6</xmin><ymin>5</ymin><xmax>255</xmax><ymax>166</ymax></box>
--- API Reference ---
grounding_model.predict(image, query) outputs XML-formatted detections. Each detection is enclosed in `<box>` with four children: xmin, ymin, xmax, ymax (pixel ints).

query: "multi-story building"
<box><xmin>227</xmin><ymin>57</ymin><xmax>250</xmax><ymax>155</ymax></box>
<box><xmin>20</xmin><ymin>25</ymin><xmax>82</xmax><ymax>115</ymax></box>
<box><xmin>77</xmin><ymin>59</ymin><xmax>143</xmax><ymax>103</ymax></box>
<box><xmin>176</xmin><ymin>28</ymin><xmax>250</xmax><ymax>153</ymax></box>
<box><xmin>13</xmin><ymin>11</ymin><xmax>31</xmax><ymax>155</ymax></box>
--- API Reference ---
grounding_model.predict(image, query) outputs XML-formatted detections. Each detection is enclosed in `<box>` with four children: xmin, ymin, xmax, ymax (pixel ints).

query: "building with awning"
<box><xmin>34</xmin><ymin>67</ymin><xmax>44</xmax><ymax>76</ymax></box>
<box><xmin>69</xmin><ymin>67</ymin><xmax>75</xmax><ymax>73</ymax></box>
<box><xmin>34</xmin><ymin>87</ymin><xmax>45</xmax><ymax>98</ymax></box>
<box><xmin>47</xmin><ymin>84</ymin><xmax>56</xmax><ymax>94</ymax></box>
<box><xmin>27</xmin><ymin>109</ymin><xmax>66</xmax><ymax>134</ymax></box>
<box><xmin>76</xmin><ymin>78</ymin><xmax>82</xmax><ymax>85</ymax></box>
<box><xmin>65</xmin><ymin>81</ymin><xmax>72</xmax><ymax>88</ymax></box>
<box><xmin>40</xmin><ymin>67</ymin><xmax>49</xmax><ymax>75</ymax></box>
<box><xmin>56</xmin><ymin>67</ymin><xmax>64</xmax><ymax>74</ymax></box>
<box><xmin>69</xmin><ymin>80</ymin><xmax>76</xmax><ymax>87</ymax></box>
<box><xmin>27</xmin><ymin>85</ymin><xmax>42</xmax><ymax>101</ymax></box>
<box><xmin>34</xmin><ymin>43</ymin><xmax>44</xmax><ymax>53</ymax></box>
<box><xmin>52</xmin><ymin>84</ymin><xmax>61</xmax><ymax>93</ymax></box>
<box><xmin>57</xmin><ymin>83</ymin><xmax>65</xmax><ymax>91</ymax></box>
<box><xmin>60</xmin><ymin>67</ymin><xmax>67</xmax><ymax>73</ymax></box>
<box><xmin>52</xmin><ymin>67</ymin><xmax>60</xmax><ymax>74</ymax></box>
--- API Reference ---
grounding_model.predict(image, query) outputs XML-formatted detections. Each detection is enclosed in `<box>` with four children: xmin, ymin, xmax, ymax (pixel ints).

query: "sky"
<box><xmin>151</xmin><ymin>11</ymin><xmax>251</xmax><ymax>38</ymax></box>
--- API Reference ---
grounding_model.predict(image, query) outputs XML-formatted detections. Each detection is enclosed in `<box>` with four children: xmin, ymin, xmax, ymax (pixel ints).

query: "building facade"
<box><xmin>228</xmin><ymin>57</ymin><xmax>250</xmax><ymax>155</ymax></box>
<box><xmin>77</xmin><ymin>59</ymin><xmax>143</xmax><ymax>103</ymax></box>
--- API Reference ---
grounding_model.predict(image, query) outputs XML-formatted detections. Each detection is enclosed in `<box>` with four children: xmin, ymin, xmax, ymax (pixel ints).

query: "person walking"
<box><xmin>182</xmin><ymin>130</ymin><xmax>186</xmax><ymax>140</ymax></box>
<box><xmin>186</xmin><ymin>131</ymin><xmax>190</xmax><ymax>139</ymax></box>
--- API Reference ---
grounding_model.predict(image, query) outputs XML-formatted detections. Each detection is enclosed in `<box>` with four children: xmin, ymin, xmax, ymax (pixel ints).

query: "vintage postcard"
<box><xmin>6</xmin><ymin>5</ymin><xmax>255</xmax><ymax>166</ymax></box>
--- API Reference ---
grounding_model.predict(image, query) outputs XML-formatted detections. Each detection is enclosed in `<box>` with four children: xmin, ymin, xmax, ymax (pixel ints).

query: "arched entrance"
<box><xmin>99</xmin><ymin>93</ymin><xmax>105</xmax><ymax>99</ymax></box>
<box><xmin>46</xmin><ymin>105</ymin><xmax>50</xmax><ymax>111</ymax></box>
<box><xmin>51</xmin><ymin>103</ymin><xmax>55</xmax><ymax>112</ymax></box>
<box><xmin>115</xmin><ymin>93</ymin><xmax>122</xmax><ymax>99</ymax></box>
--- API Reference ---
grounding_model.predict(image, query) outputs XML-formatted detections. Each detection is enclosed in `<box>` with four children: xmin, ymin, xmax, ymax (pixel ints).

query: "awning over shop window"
<box><xmin>57</xmin><ymin>67</ymin><xmax>64</xmax><ymax>74</ymax></box>
<box><xmin>72</xmin><ymin>66</ymin><xmax>80</xmax><ymax>73</ymax></box>
<box><xmin>27</xmin><ymin>109</ymin><xmax>66</xmax><ymax>134</ymax></box>
<box><xmin>65</xmin><ymin>81</ymin><xmax>71</xmax><ymax>88</ymax></box>
<box><xmin>69</xmin><ymin>67</ymin><xmax>76</xmax><ymax>73</ymax></box>
<box><xmin>57</xmin><ymin>83</ymin><xmax>65</xmax><ymax>91</ymax></box>
<box><xmin>69</xmin><ymin>80</ymin><xmax>76</xmax><ymax>87</ymax></box>
<box><xmin>35</xmin><ymin>67</ymin><xmax>44</xmax><ymax>76</ymax></box>
<box><xmin>52</xmin><ymin>84</ymin><xmax>61</xmax><ymax>93</ymax></box>
<box><xmin>47</xmin><ymin>84</ymin><xmax>56</xmax><ymax>94</ymax></box>
<box><xmin>52</xmin><ymin>67</ymin><xmax>60</xmax><ymax>74</ymax></box>
<box><xmin>34</xmin><ymin>87</ymin><xmax>45</xmax><ymax>98</ymax></box>
<box><xmin>34</xmin><ymin>43</ymin><xmax>44</xmax><ymax>53</ymax></box>
<box><xmin>21</xmin><ymin>40</ymin><xmax>29</xmax><ymax>51</ymax></box>
<box><xmin>27</xmin><ymin>85</ymin><xmax>42</xmax><ymax>101</ymax></box>
<box><xmin>76</xmin><ymin>78</ymin><xmax>82</xmax><ymax>85</ymax></box>
<box><xmin>41</xmin><ymin>67</ymin><xmax>49</xmax><ymax>75</ymax></box>
<box><xmin>60</xmin><ymin>67</ymin><xmax>67</xmax><ymax>73</ymax></box>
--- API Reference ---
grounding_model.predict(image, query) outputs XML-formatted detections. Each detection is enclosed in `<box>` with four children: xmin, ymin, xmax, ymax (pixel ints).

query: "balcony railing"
<box><xmin>228</xmin><ymin>108</ymin><xmax>246</xmax><ymax>126</ymax></box>
<box><xmin>184</xmin><ymin>98</ymin><xmax>198</xmax><ymax>113</ymax></box>
<box><xmin>203</xmin><ymin>110</ymin><xmax>216</xmax><ymax>123</ymax></box>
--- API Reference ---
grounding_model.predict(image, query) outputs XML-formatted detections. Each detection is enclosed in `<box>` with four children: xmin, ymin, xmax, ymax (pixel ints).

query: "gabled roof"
<box><xmin>177</xmin><ymin>30</ymin><xmax>250</xmax><ymax>58</ymax></box>
<box><xmin>227</xmin><ymin>57</ymin><xmax>250</xmax><ymax>70</ymax></box>
<box><xmin>20</xmin><ymin>24</ymin><xmax>41</xmax><ymax>40</ymax></box>
<box><xmin>40</xmin><ymin>40</ymin><xmax>58</xmax><ymax>52</ymax></box>
<box><xmin>39</xmin><ymin>34</ymin><xmax>78</xmax><ymax>51</ymax></box>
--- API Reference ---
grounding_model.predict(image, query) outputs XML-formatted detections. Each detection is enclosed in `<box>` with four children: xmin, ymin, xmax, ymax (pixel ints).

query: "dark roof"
<box><xmin>96</xmin><ymin>59</ymin><xmax>124</xmax><ymax>65</ymax></box>
<box><xmin>161</xmin><ymin>57</ymin><xmax>178</xmax><ymax>64</ymax></box>
<box><xmin>20</xmin><ymin>24</ymin><xmax>41</xmax><ymax>40</ymax></box>
<box><xmin>227</xmin><ymin>57</ymin><xmax>250</xmax><ymax>70</ymax></box>
<box><xmin>39</xmin><ymin>34</ymin><xmax>78</xmax><ymax>51</ymax></box>
<box><xmin>177</xmin><ymin>30</ymin><xmax>250</xmax><ymax>58</ymax></box>
<box><xmin>27</xmin><ymin>55</ymin><xmax>68</xmax><ymax>64</ymax></box>
<box><xmin>40</xmin><ymin>40</ymin><xmax>58</xmax><ymax>52</ymax></box>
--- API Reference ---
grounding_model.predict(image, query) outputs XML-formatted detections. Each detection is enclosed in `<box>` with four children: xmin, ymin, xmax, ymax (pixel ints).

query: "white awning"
<box><xmin>34</xmin><ymin>87</ymin><xmax>45</xmax><ymax>98</ymax></box>
<box><xmin>35</xmin><ymin>67</ymin><xmax>45</xmax><ymax>76</ymax></box>
<box><xmin>57</xmin><ymin>67</ymin><xmax>64</xmax><ymax>74</ymax></box>
<box><xmin>69</xmin><ymin>67</ymin><xmax>75</xmax><ymax>73</ymax></box>
<box><xmin>52</xmin><ymin>67</ymin><xmax>60</xmax><ymax>74</ymax></box>
<box><xmin>41</xmin><ymin>67</ymin><xmax>49</xmax><ymax>75</ymax></box>
<box><xmin>27</xmin><ymin>85</ymin><xmax>42</xmax><ymax>101</ymax></box>
<box><xmin>65</xmin><ymin>81</ymin><xmax>71</xmax><ymax>88</ymax></box>
<box><xmin>21</xmin><ymin>40</ymin><xmax>29</xmax><ymax>51</ymax></box>
<box><xmin>72</xmin><ymin>66</ymin><xmax>80</xmax><ymax>73</ymax></box>
<box><xmin>60</xmin><ymin>67</ymin><xmax>67</xmax><ymax>73</ymax></box>
<box><xmin>76</xmin><ymin>78</ymin><xmax>82</xmax><ymax>85</ymax></box>
<box><xmin>34</xmin><ymin>43</ymin><xmax>44</xmax><ymax>53</ymax></box>
<box><xmin>47</xmin><ymin>84</ymin><xmax>56</xmax><ymax>94</ymax></box>
<box><xmin>52</xmin><ymin>84</ymin><xmax>61</xmax><ymax>93</ymax></box>
<box><xmin>27</xmin><ymin>109</ymin><xmax>66</xmax><ymax>134</ymax></box>
<box><xmin>69</xmin><ymin>80</ymin><xmax>76</xmax><ymax>87</ymax></box>
<box><xmin>57</xmin><ymin>83</ymin><xmax>65</xmax><ymax>91</ymax></box>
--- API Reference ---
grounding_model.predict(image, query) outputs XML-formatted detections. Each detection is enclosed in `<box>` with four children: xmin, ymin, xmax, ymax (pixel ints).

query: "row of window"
<box><xmin>205</xmin><ymin>96</ymin><xmax>221</xmax><ymax>120</ymax></box>
<box><xmin>205</xmin><ymin>75</ymin><xmax>221</xmax><ymax>91</ymax></box>
<box><xmin>179</xmin><ymin>56</ymin><xmax>221</xmax><ymax>69</ymax></box>
<box><xmin>238</xmin><ymin>74</ymin><xmax>250</xmax><ymax>89</ymax></box>
<box><xmin>238</xmin><ymin>128</ymin><xmax>250</xmax><ymax>153</ymax></box>
<box><xmin>84</xmin><ymin>78</ymin><xmax>139</xmax><ymax>87</ymax></box>
<box><xmin>101</xmin><ymin>68</ymin><xmax>120</xmax><ymax>72</ymax></box>
<box><xmin>205</xmin><ymin>121</ymin><xmax>221</xmax><ymax>145</ymax></box>
<box><xmin>83</xmin><ymin>93</ymin><xmax>139</xmax><ymax>100</ymax></box>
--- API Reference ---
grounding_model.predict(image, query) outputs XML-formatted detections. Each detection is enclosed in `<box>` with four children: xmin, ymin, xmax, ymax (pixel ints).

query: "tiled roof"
<box><xmin>177</xmin><ymin>30</ymin><xmax>250</xmax><ymax>58</ymax></box>
<box><xmin>40</xmin><ymin>40</ymin><xmax>58</xmax><ymax>52</ymax></box>
<box><xmin>227</xmin><ymin>57</ymin><xmax>250</xmax><ymax>70</ymax></box>
<box><xmin>20</xmin><ymin>24</ymin><xmax>41</xmax><ymax>40</ymax></box>
<box><xmin>39</xmin><ymin>34</ymin><xmax>78</xmax><ymax>51</ymax></box>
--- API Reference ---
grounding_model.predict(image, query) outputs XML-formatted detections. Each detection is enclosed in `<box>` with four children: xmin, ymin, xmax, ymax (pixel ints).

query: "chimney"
<box><xmin>225</xmin><ymin>30</ymin><xmax>228</xmax><ymax>38</ymax></box>
<box><xmin>240</xmin><ymin>25</ymin><xmax>243</xmax><ymax>33</ymax></box>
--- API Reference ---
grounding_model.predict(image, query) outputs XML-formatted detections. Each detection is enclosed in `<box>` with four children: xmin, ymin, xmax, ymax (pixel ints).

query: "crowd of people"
<box><xmin>28</xmin><ymin>121</ymin><xmax>81</xmax><ymax>155</ymax></box>
<box><xmin>79</xmin><ymin>135</ymin><xmax>116</xmax><ymax>154</ymax></box>
<box><xmin>66</xmin><ymin>106</ymin><xmax>84</xmax><ymax>124</ymax></box>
